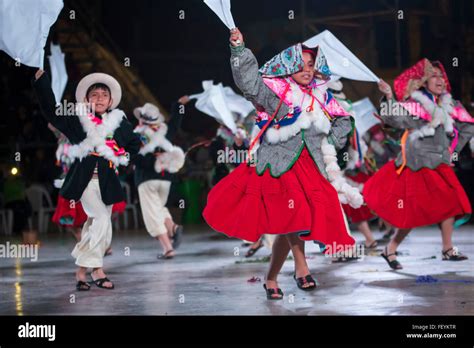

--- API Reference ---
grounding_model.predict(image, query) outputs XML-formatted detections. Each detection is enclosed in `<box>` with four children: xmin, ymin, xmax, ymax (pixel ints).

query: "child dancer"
<box><xmin>203</xmin><ymin>28</ymin><xmax>359</xmax><ymax>300</ymax></box>
<box><xmin>363</xmin><ymin>59</ymin><xmax>474</xmax><ymax>269</ymax></box>
<box><xmin>34</xmin><ymin>69</ymin><xmax>141</xmax><ymax>290</ymax></box>
<box><xmin>133</xmin><ymin>101</ymin><xmax>186</xmax><ymax>259</ymax></box>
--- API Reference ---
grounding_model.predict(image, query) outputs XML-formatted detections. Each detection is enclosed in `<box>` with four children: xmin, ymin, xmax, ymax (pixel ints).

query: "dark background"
<box><xmin>0</xmin><ymin>0</ymin><xmax>473</xmax><ymax>221</ymax></box>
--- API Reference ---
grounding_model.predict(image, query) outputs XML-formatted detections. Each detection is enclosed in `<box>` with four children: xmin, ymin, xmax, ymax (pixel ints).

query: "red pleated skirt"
<box><xmin>342</xmin><ymin>172</ymin><xmax>375</xmax><ymax>223</ymax></box>
<box><xmin>362</xmin><ymin>160</ymin><xmax>471</xmax><ymax>229</ymax></box>
<box><xmin>52</xmin><ymin>195</ymin><xmax>126</xmax><ymax>227</ymax></box>
<box><xmin>203</xmin><ymin>147</ymin><xmax>355</xmax><ymax>250</ymax></box>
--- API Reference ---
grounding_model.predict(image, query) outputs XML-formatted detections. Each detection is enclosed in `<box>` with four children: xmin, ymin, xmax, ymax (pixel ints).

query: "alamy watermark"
<box><xmin>324</xmin><ymin>242</ymin><xmax>365</xmax><ymax>260</ymax></box>
<box><xmin>0</xmin><ymin>242</ymin><xmax>38</xmax><ymax>262</ymax></box>
<box><xmin>217</xmin><ymin>147</ymin><xmax>250</xmax><ymax>164</ymax></box>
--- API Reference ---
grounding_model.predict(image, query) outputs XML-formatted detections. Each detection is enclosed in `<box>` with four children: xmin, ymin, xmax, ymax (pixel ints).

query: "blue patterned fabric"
<box><xmin>259</xmin><ymin>44</ymin><xmax>304</xmax><ymax>77</ymax></box>
<box><xmin>259</xmin><ymin>43</ymin><xmax>331</xmax><ymax>78</ymax></box>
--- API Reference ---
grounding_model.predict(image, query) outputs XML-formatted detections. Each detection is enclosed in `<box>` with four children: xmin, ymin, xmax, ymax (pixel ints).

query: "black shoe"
<box><xmin>263</xmin><ymin>284</ymin><xmax>284</xmax><ymax>300</ymax></box>
<box><xmin>158</xmin><ymin>249</ymin><xmax>175</xmax><ymax>260</ymax></box>
<box><xmin>381</xmin><ymin>247</ymin><xmax>403</xmax><ymax>270</ymax></box>
<box><xmin>245</xmin><ymin>243</ymin><xmax>263</xmax><ymax>258</ymax></box>
<box><xmin>442</xmin><ymin>247</ymin><xmax>468</xmax><ymax>261</ymax></box>
<box><xmin>171</xmin><ymin>225</ymin><xmax>184</xmax><ymax>250</ymax></box>
<box><xmin>76</xmin><ymin>280</ymin><xmax>91</xmax><ymax>291</ymax></box>
<box><xmin>293</xmin><ymin>274</ymin><xmax>317</xmax><ymax>291</ymax></box>
<box><xmin>366</xmin><ymin>240</ymin><xmax>378</xmax><ymax>250</ymax></box>
<box><xmin>90</xmin><ymin>276</ymin><xmax>114</xmax><ymax>290</ymax></box>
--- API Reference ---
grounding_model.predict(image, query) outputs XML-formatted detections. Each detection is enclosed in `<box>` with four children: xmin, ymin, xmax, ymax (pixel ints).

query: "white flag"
<box><xmin>221</xmin><ymin>86</ymin><xmax>254</xmax><ymax>119</ymax></box>
<box><xmin>203</xmin><ymin>0</ymin><xmax>236</xmax><ymax>30</ymax></box>
<box><xmin>351</xmin><ymin>97</ymin><xmax>381</xmax><ymax>136</ymax></box>
<box><xmin>190</xmin><ymin>80</ymin><xmax>255</xmax><ymax>134</ymax></box>
<box><xmin>48</xmin><ymin>43</ymin><xmax>68</xmax><ymax>104</ymax></box>
<box><xmin>0</xmin><ymin>0</ymin><xmax>63</xmax><ymax>69</ymax></box>
<box><xmin>304</xmin><ymin>30</ymin><xmax>379</xmax><ymax>82</ymax></box>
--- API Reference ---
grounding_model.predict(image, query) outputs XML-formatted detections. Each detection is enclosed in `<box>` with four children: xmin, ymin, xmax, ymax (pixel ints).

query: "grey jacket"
<box><xmin>379</xmin><ymin>97</ymin><xmax>474</xmax><ymax>171</ymax></box>
<box><xmin>230</xmin><ymin>45</ymin><xmax>351</xmax><ymax>178</ymax></box>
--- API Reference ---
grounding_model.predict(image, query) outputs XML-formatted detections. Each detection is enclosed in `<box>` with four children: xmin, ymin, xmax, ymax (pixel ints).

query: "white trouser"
<box><xmin>262</xmin><ymin>234</ymin><xmax>276</xmax><ymax>250</ymax></box>
<box><xmin>138</xmin><ymin>179</ymin><xmax>172</xmax><ymax>237</ymax></box>
<box><xmin>71</xmin><ymin>178</ymin><xmax>113</xmax><ymax>268</ymax></box>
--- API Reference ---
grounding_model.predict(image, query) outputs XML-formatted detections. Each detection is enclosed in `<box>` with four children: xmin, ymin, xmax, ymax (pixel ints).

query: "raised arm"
<box><xmin>377</xmin><ymin>79</ymin><xmax>426</xmax><ymax>130</ymax></box>
<box><xmin>229</xmin><ymin>28</ymin><xmax>288</xmax><ymax>120</ymax></box>
<box><xmin>166</xmin><ymin>97</ymin><xmax>187</xmax><ymax>141</ymax></box>
<box><xmin>32</xmin><ymin>70</ymin><xmax>82</xmax><ymax>141</ymax></box>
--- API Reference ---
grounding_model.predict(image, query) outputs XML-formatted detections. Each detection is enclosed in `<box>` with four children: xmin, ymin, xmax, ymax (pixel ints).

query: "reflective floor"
<box><xmin>0</xmin><ymin>225</ymin><xmax>473</xmax><ymax>315</ymax></box>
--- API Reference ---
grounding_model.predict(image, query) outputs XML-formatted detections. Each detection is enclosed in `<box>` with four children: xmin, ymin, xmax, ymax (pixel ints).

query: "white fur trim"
<box><xmin>154</xmin><ymin>147</ymin><xmax>185</xmax><ymax>173</ymax></box>
<box><xmin>321</xmin><ymin>137</ymin><xmax>364</xmax><ymax>209</ymax></box>
<box><xmin>135</xmin><ymin>124</ymin><xmax>169</xmax><ymax>155</ymax></box>
<box><xmin>410</xmin><ymin>91</ymin><xmax>455</xmax><ymax>138</ymax></box>
<box><xmin>67</xmin><ymin>107</ymin><xmax>129</xmax><ymax>167</ymax></box>
<box><xmin>345</xmin><ymin>177</ymin><xmax>364</xmax><ymax>192</ymax></box>
<box><xmin>134</xmin><ymin>124</ymin><xmax>185</xmax><ymax>173</ymax></box>
<box><xmin>264</xmin><ymin>80</ymin><xmax>331</xmax><ymax>144</ymax></box>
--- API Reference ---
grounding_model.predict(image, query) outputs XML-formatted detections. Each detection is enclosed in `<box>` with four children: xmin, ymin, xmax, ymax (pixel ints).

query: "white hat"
<box><xmin>75</xmin><ymin>73</ymin><xmax>122</xmax><ymax>109</ymax></box>
<box><xmin>133</xmin><ymin>103</ymin><xmax>165</xmax><ymax>125</ymax></box>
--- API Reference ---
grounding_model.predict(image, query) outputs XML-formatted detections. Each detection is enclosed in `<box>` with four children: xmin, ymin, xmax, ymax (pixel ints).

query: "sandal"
<box><xmin>366</xmin><ymin>240</ymin><xmax>378</xmax><ymax>249</ymax></box>
<box><xmin>171</xmin><ymin>225</ymin><xmax>184</xmax><ymax>250</ymax></box>
<box><xmin>76</xmin><ymin>280</ymin><xmax>91</xmax><ymax>291</ymax></box>
<box><xmin>90</xmin><ymin>276</ymin><xmax>114</xmax><ymax>290</ymax></box>
<box><xmin>293</xmin><ymin>274</ymin><xmax>317</xmax><ymax>291</ymax></box>
<box><xmin>158</xmin><ymin>249</ymin><xmax>175</xmax><ymax>260</ymax></box>
<box><xmin>245</xmin><ymin>243</ymin><xmax>263</xmax><ymax>258</ymax></box>
<box><xmin>381</xmin><ymin>247</ymin><xmax>403</xmax><ymax>270</ymax></box>
<box><xmin>442</xmin><ymin>247</ymin><xmax>468</xmax><ymax>261</ymax></box>
<box><xmin>263</xmin><ymin>284</ymin><xmax>283</xmax><ymax>300</ymax></box>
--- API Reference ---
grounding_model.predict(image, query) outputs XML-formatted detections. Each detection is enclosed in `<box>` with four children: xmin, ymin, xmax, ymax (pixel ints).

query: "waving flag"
<box><xmin>0</xmin><ymin>0</ymin><xmax>63</xmax><ymax>68</ymax></box>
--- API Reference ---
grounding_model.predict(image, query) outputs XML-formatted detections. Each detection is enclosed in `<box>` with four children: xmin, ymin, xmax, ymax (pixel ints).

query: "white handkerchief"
<box><xmin>190</xmin><ymin>80</ymin><xmax>256</xmax><ymax>134</ymax></box>
<box><xmin>351</xmin><ymin>97</ymin><xmax>381</xmax><ymax>136</ymax></box>
<box><xmin>48</xmin><ymin>43</ymin><xmax>68</xmax><ymax>104</ymax></box>
<box><xmin>203</xmin><ymin>0</ymin><xmax>236</xmax><ymax>30</ymax></box>
<box><xmin>0</xmin><ymin>0</ymin><xmax>63</xmax><ymax>69</ymax></box>
<box><xmin>190</xmin><ymin>81</ymin><xmax>237</xmax><ymax>133</ymax></box>
<box><xmin>304</xmin><ymin>30</ymin><xmax>379</xmax><ymax>83</ymax></box>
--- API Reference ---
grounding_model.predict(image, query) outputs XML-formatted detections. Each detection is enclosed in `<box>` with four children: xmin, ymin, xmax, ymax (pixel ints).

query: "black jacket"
<box><xmin>33</xmin><ymin>73</ymin><xmax>141</xmax><ymax>205</ymax></box>
<box><xmin>134</xmin><ymin>102</ymin><xmax>183</xmax><ymax>187</ymax></box>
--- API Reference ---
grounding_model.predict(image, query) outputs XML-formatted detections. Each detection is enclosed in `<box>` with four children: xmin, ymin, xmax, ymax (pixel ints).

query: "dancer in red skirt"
<box><xmin>203</xmin><ymin>28</ymin><xmax>362</xmax><ymax>300</ymax></box>
<box><xmin>364</xmin><ymin>59</ymin><xmax>474</xmax><ymax>269</ymax></box>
